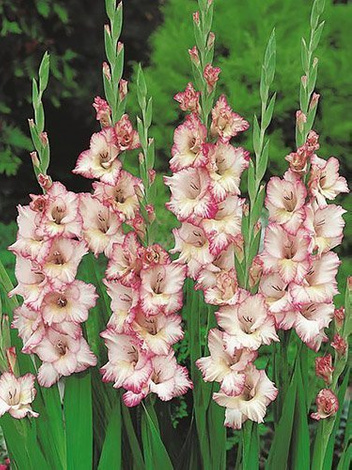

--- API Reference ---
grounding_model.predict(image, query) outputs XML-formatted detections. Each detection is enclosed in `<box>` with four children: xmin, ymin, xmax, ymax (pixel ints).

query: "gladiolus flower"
<box><xmin>293</xmin><ymin>302</ymin><xmax>334</xmax><ymax>349</ymax></box>
<box><xmin>213</xmin><ymin>364</ymin><xmax>278</xmax><ymax>429</ymax></box>
<box><xmin>331</xmin><ymin>334</ymin><xmax>347</xmax><ymax>356</ymax></box>
<box><xmin>100</xmin><ymin>330</ymin><xmax>153</xmax><ymax>393</ymax></box>
<box><xmin>311</xmin><ymin>389</ymin><xmax>338</xmax><ymax>420</ymax></box>
<box><xmin>105</xmin><ymin>232</ymin><xmax>142</xmax><ymax>284</ymax></box>
<box><xmin>334</xmin><ymin>307</ymin><xmax>345</xmax><ymax>328</ymax></box>
<box><xmin>104</xmin><ymin>279</ymin><xmax>140</xmax><ymax>331</ymax></box>
<box><xmin>132</xmin><ymin>311</ymin><xmax>183</xmax><ymax>355</ymax></box>
<box><xmin>165</xmin><ymin>167</ymin><xmax>217</xmax><ymax>221</ymax></box>
<box><xmin>315</xmin><ymin>354</ymin><xmax>334</xmax><ymax>384</ymax></box>
<box><xmin>41</xmin><ymin>280</ymin><xmax>97</xmax><ymax>325</ymax></box>
<box><xmin>205</xmin><ymin>142</ymin><xmax>250</xmax><ymax>201</ymax></box>
<box><xmin>0</xmin><ymin>372</ymin><xmax>38</xmax><ymax>419</ymax></box>
<box><xmin>258</xmin><ymin>273</ymin><xmax>294</xmax><ymax>329</ymax></box>
<box><xmin>93</xmin><ymin>170</ymin><xmax>143</xmax><ymax>222</ymax></box>
<box><xmin>139</xmin><ymin>262</ymin><xmax>186</xmax><ymax>316</ymax></box>
<box><xmin>308</xmin><ymin>155</ymin><xmax>349</xmax><ymax>207</ymax></box>
<box><xmin>289</xmin><ymin>252</ymin><xmax>340</xmax><ymax>304</ymax></box>
<box><xmin>203</xmin><ymin>64</ymin><xmax>221</xmax><ymax>91</ymax></box>
<box><xmin>216</xmin><ymin>292</ymin><xmax>279</xmax><ymax>352</ymax></box>
<box><xmin>170</xmin><ymin>113</ymin><xmax>207</xmax><ymax>171</ymax></box>
<box><xmin>114</xmin><ymin>114</ymin><xmax>140</xmax><ymax>151</ymax></box>
<box><xmin>9</xmin><ymin>205</ymin><xmax>43</xmax><ymax>259</ymax></box>
<box><xmin>79</xmin><ymin>193</ymin><xmax>124</xmax><ymax>257</ymax></box>
<box><xmin>260</xmin><ymin>224</ymin><xmax>311</xmax><ymax>284</ymax></box>
<box><xmin>265</xmin><ymin>172</ymin><xmax>307</xmax><ymax>234</ymax></box>
<box><xmin>196</xmin><ymin>267</ymin><xmax>240</xmax><ymax>306</ymax></box>
<box><xmin>35</xmin><ymin>329</ymin><xmax>97</xmax><ymax>387</ymax></box>
<box><xmin>73</xmin><ymin>127</ymin><xmax>121</xmax><ymax>185</ymax></box>
<box><xmin>93</xmin><ymin>96</ymin><xmax>111</xmax><ymax>126</ymax></box>
<box><xmin>304</xmin><ymin>202</ymin><xmax>346</xmax><ymax>255</ymax></box>
<box><xmin>196</xmin><ymin>329</ymin><xmax>257</xmax><ymax>394</ymax></box>
<box><xmin>174</xmin><ymin>82</ymin><xmax>201</xmax><ymax>114</ymax></box>
<box><xmin>210</xmin><ymin>95</ymin><xmax>249</xmax><ymax>142</ymax></box>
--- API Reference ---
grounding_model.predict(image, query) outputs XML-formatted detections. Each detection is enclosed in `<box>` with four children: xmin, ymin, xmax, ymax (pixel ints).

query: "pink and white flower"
<box><xmin>9</xmin><ymin>205</ymin><xmax>43</xmax><ymax>259</ymax></box>
<box><xmin>132</xmin><ymin>311</ymin><xmax>183</xmax><ymax>355</ymax></box>
<box><xmin>79</xmin><ymin>193</ymin><xmax>124</xmax><ymax>257</ymax></box>
<box><xmin>174</xmin><ymin>82</ymin><xmax>200</xmax><ymax>114</ymax></box>
<box><xmin>73</xmin><ymin>127</ymin><xmax>121</xmax><ymax>185</ymax></box>
<box><xmin>311</xmin><ymin>389</ymin><xmax>338</xmax><ymax>420</ymax></box>
<box><xmin>213</xmin><ymin>364</ymin><xmax>278</xmax><ymax>429</ymax></box>
<box><xmin>114</xmin><ymin>114</ymin><xmax>140</xmax><ymax>152</ymax></box>
<box><xmin>216</xmin><ymin>292</ymin><xmax>279</xmax><ymax>352</ymax></box>
<box><xmin>170</xmin><ymin>114</ymin><xmax>207</xmax><ymax>171</ymax></box>
<box><xmin>100</xmin><ymin>330</ymin><xmax>152</xmax><ymax>393</ymax></box>
<box><xmin>259</xmin><ymin>273</ymin><xmax>295</xmax><ymax>329</ymax></box>
<box><xmin>315</xmin><ymin>354</ymin><xmax>334</xmax><ymax>384</ymax></box>
<box><xmin>139</xmin><ymin>262</ymin><xmax>186</xmax><ymax>316</ymax></box>
<box><xmin>34</xmin><ymin>328</ymin><xmax>97</xmax><ymax>387</ymax></box>
<box><xmin>293</xmin><ymin>302</ymin><xmax>334</xmax><ymax>349</ymax></box>
<box><xmin>265</xmin><ymin>172</ymin><xmax>307</xmax><ymax>234</ymax></box>
<box><xmin>308</xmin><ymin>155</ymin><xmax>349</xmax><ymax>207</ymax></box>
<box><xmin>0</xmin><ymin>372</ymin><xmax>38</xmax><ymax>419</ymax></box>
<box><xmin>165</xmin><ymin>167</ymin><xmax>216</xmax><ymax>221</ymax></box>
<box><xmin>104</xmin><ymin>279</ymin><xmax>140</xmax><ymax>331</ymax></box>
<box><xmin>289</xmin><ymin>252</ymin><xmax>340</xmax><ymax>304</ymax></box>
<box><xmin>105</xmin><ymin>232</ymin><xmax>142</xmax><ymax>284</ymax></box>
<box><xmin>196</xmin><ymin>267</ymin><xmax>240</xmax><ymax>306</ymax></box>
<box><xmin>260</xmin><ymin>224</ymin><xmax>311</xmax><ymax>284</ymax></box>
<box><xmin>41</xmin><ymin>280</ymin><xmax>97</xmax><ymax>325</ymax></box>
<box><xmin>93</xmin><ymin>170</ymin><xmax>143</xmax><ymax>222</ymax></box>
<box><xmin>205</xmin><ymin>143</ymin><xmax>249</xmax><ymax>201</ymax></box>
<box><xmin>210</xmin><ymin>95</ymin><xmax>249</xmax><ymax>142</ymax></box>
<box><xmin>196</xmin><ymin>329</ymin><xmax>257</xmax><ymax>394</ymax></box>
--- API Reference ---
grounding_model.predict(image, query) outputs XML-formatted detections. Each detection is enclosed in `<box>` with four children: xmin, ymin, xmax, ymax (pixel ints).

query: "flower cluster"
<box><xmin>100</xmin><ymin>234</ymin><xmax>192</xmax><ymax>406</ymax></box>
<box><xmin>258</xmin><ymin>131</ymin><xmax>348</xmax><ymax>352</ymax></box>
<box><xmin>168</xmin><ymin>79</ymin><xmax>279</xmax><ymax>429</ymax></box>
<box><xmin>73</xmin><ymin>97</ymin><xmax>192</xmax><ymax>405</ymax></box>
<box><xmin>9</xmin><ymin>182</ymin><xmax>97</xmax><ymax>387</ymax></box>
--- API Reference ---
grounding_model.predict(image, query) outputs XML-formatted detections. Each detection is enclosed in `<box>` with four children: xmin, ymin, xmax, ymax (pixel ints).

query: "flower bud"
<box><xmin>103</xmin><ymin>62</ymin><xmax>111</xmax><ymax>80</ymax></box>
<box><xmin>311</xmin><ymin>389</ymin><xmax>338</xmax><ymax>420</ymax></box>
<box><xmin>315</xmin><ymin>354</ymin><xmax>334</xmax><ymax>384</ymax></box>
<box><xmin>39</xmin><ymin>131</ymin><xmax>49</xmax><ymax>146</ymax></box>
<box><xmin>188</xmin><ymin>46</ymin><xmax>200</xmax><ymax>67</ymax></box>
<box><xmin>38</xmin><ymin>173</ymin><xmax>52</xmax><ymax>191</ymax></box>
<box><xmin>207</xmin><ymin>32</ymin><xmax>215</xmax><ymax>49</ymax></box>
<box><xmin>119</xmin><ymin>79</ymin><xmax>128</xmax><ymax>101</ymax></box>
<box><xmin>146</xmin><ymin>204</ymin><xmax>156</xmax><ymax>223</ymax></box>
<box><xmin>203</xmin><ymin>63</ymin><xmax>221</xmax><ymax>92</ymax></box>
<box><xmin>334</xmin><ymin>307</ymin><xmax>345</xmax><ymax>328</ymax></box>
<box><xmin>301</xmin><ymin>75</ymin><xmax>307</xmax><ymax>88</ymax></box>
<box><xmin>138</xmin><ymin>152</ymin><xmax>145</xmax><ymax>164</ymax></box>
<box><xmin>193</xmin><ymin>11</ymin><xmax>200</xmax><ymax>25</ymax></box>
<box><xmin>6</xmin><ymin>347</ymin><xmax>17</xmax><ymax>375</ymax></box>
<box><xmin>117</xmin><ymin>41</ymin><xmax>124</xmax><ymax>54</ymax></box>
<box><xmin>309</xmin><ymin>92</ymin><xmax>320</xmax><ymax>110</ymax></box>
<box><xmin>296</xmin><ymin>110</ymin><xmax>307</xmax><ymax>133</ymax></box>
<box><xmin>104</xmin><ymin>24</ymin><xmax>111</xmax><ymax>36</ymax></box>
<box><xmin>30</xmin><ymin>151</ymin><xmax>40</xmax><ymax>168</ymax></box>
<box><xmin>249</xmin><ymin>256</ymin><xmax>263</xmax><ymax>288</ymax></box>
<box><xmin>331</xmin><ymin>334</ymin><xmax>347</xmax><ymax>357</ymax></box>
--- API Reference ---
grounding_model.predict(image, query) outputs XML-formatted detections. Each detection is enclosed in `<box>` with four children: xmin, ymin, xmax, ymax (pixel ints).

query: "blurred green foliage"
<box><xmin>0</xmin><ymin>0</ymin><xmax>83</xmax><ymax>176</ymax></box>
<box><xmin>128</xmin><ymin>0</ymin><xmax>351</xmax><ymax>254</ymax></box>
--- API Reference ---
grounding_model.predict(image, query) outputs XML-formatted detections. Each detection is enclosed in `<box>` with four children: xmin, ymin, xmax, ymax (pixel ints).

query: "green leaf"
<box><xmin>121</xmin><ymin>405</ymin><xmax>145</xmax><ymax>468</ymax></box>
<box><xmin>36</xmin><ymin>0</ymin><xmax>50</xmax><ymax>18</ymax></box>
<box><xmin>112</xmin><ymin>2</ymin><xmax>123</xmax><ymax>41</ymax></box>
<box><xmin>301</xmin><ymin>38</ymin><xmax>309</xmax><ymax>72</ymax></box>
<box><xmin>291</xmin><ymin>361</ymin><xmax>310</xmax><ymax>470</ymax></box>
<box><xmin>312</xmin><ymin>21</ymin><xmax>325</xmax><ymax>51</ymax></box>
<box><xmin>252</xmin><ymin>115</ymin><xmax>261</xmax><ymax>157</ymax></box>
<box><xmin>262</xmin><ymin>93</ymin><xmax>276</xmax><ymax>130</ymax></box>
<box><xmin>64</xmin><ymin>373</ymin><xmax>93</xmax><ymax>470</ymax></box>
<box><xmin>141</xmin><ymin>402</ymin><xmax>173</xmax><ymax>470</ymax></box>
<box><xmin>266</xmin><ymin>363</ymin><xmax>298</xmax><ymax>469</ymax></box>
<box><xmin>98</xmin><ymin>400</ymin><xmax>122</xmax><ymax>470</ymax></box>
<box><xmin>243</xmin><ymin>421</ymin><xmax>259</xmax><ymax>470</ymax></box>
<box><xmin>247</xmin><ymin>159</ymin><xmax>256</xmax><ymax>204</ymax></box>
<box><xmin>257</xmin><ymin>139</ymin><xmax>269</xmax><ymax>183</ymax></box>
<box><xmin>39</xmin><ymin>52</ymin><xmax>50</xmax><ymax>93</ymax></box>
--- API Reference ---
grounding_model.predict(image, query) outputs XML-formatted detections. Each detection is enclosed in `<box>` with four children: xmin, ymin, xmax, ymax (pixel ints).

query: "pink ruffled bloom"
<box><xmin>315</xmin><ymin>354</ymin><xmax>334</xmax><ymax>384</ymax></box>
<box><xmin>293</xmin><ymin>302</ymin><xmax>334</xmax><ymax>350</ymax></box>
<box><xmin>93</xmin><ymin>96</ymin><xmax>111</xmax><ymax>126</ymax></box>
<box><xmin>213</xmin><ymin>364</ymin><xmax>278</xmax><ymax>429</ymax></box>
<box><xmin>265</xmin><ymin>171</ymin><xmax>307</xmax><ymax>235</ymax></box>
<box><xmin>210</xmin><ymin>95</ymin><xmax>249</xmax><ymax>142</ymax></box>
<box><xmin>216</xmin><ymin>292</ymin><xmax>279</xmax><ymax>352</ymax></box>
<box><xmin>114</xmin><ymin>114</ymin><xmax>140</xmax><ymax>152</ymax></box>
<box><xmin>196</xmin><ymin>329</ymin><xmax>257</xmax><ymax>395</ymax></box>
<box><xmin>308</xmin><ymin>155</ymin><xmax>349</xmax><ymax>207</ymax></box>
<box><xmin>311</xmin><ymin>389</ymin><xmax>338</xmax><ymax>420</ymax></box>
<box><xmin>170</xmin><ymin>113</ymin><xmax>207</xmax><ymax>172</ymax></box>
<box><xmin>165</xmin><ymin>167</ymin><xmax>217</xmax><ymax>221</ymax></box>
<box><xmin>174</xmin><ymin>82</ymin><xmax>201</xmax><ymax>114</ymax></box>
<box><xmin>0</xmin><ymin>372</ymin><xmax>38</xmax><ymax>419</ymax></box>
<box><xmin>260</xmin><ymin>224</ymin><xmax>311</xmax><ymax>284</ymax></box>
<box><xmin>73</xmin><ymin>127</ymin><xmax>121</xmax><ymax>185</ymax></box>
<box><xmin>331</xmin><ymin>333</ymin><xmax>347</xmax><ymax>356</ymax></box>
<box><xmin>203</xmin><ymin>63</ymin><xmax>221</xmax><ymax>91</ymax></box>
<box><xmin>205</xmin><ymin>142</ymin><xmax>250</xmax><ymax>201</ymax></box>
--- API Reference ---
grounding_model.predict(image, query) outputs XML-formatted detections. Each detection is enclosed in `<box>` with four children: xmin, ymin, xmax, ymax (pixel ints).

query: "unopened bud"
<box><xmin>30</xmin><ymin>151</ymin><xmax>40</xmax><ymax>168</ymax></box>
<box><xmin>134</xmin><ymin>182</ymin><xmax>145</xmax><ymax>201</ymax></box>
<box><xmin>296</xmin><ymin>110</ymin><xmax>307</xmax><ymax>133</ymax></box>
<box><xmin>188</xmin><ymin>46</ymin><xmax>200</xmax><ymax>67</ymax></box>
<box><xmin>309</xmin><ymin>92</ymin><xmax>320</xmax><ymax>110</ymax></box>
<box><xmin>39</xmin><ymin>131</ymin><xmax>48</xmax><ymax>146</ymax></box>
<box><xmin>146</xmin><ymin>204</ymin><xmax>156</xmax><ymax>223</ymax></box>
<box><xmin>6</xmin><ymin>347</ymin><xmax>17</xmax><ymax>375</ymax></box>
<box><xmin>301</xmin><ymin>75</ymin><xmax>307</xmax><ymax>88</ymax></box>
<box><xmin>242</xmin><ymin>203</ymin><xmax>249</xmax><ymax>217</ymax></box>
<box><xmin>331</xmin><ymin>334</ymin><xmax>347</xmax><ymax>357</ymax></box>
<box><xmin>148</xmin><ymin>169</ymin><xmax>156</xmax><ymax>185</ymax></box>
<box><xmin>334</xmin><ymin>307</ymin><xmax>345</xmax><ymax>328</ymax></box>
<box><xmin>193</xmin><ymin>11</ymin><xmax>200</xmax><ymax>25</ymax></box>
<box><xmin>117</xmin><ymin>41</ymin><xmax>124</xmax><ymax>54</ymax></box>
<box><xmin>28</xmin><ymin>118</ymin><xmax>35</xmax><ymax>128</ymax></box>
<box><xmin>138</xmin><ymin>152</ymin><xmax>145</xmax><ymax>164</ymax></box>
<box><xmin>313</xmin><ymin>57</ymin><xmax>318</xmax><ymax>67</ymax></box>
<box><xmin>207</xmin><ymin>32</ymin><xmax>215</xmax><ymax>49</ymax></box>
<box><xmin>38</xmin><ymin>173</ymin><xmax>52</xmax><ymax>191</ymax></box>
<box><xmin>119</xmin><ymin>79</ymin><xmax>128</xmax><ymax>101</ymax></box>
<box><xmin>103</xmin><ymin>62</ymin><xmax>111</xmax><ymax>80</ymax></box>
<box><xmin>104</xmin><ymin>24</ymin><xmax>111</xmax><ymax>36</ymax></box>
